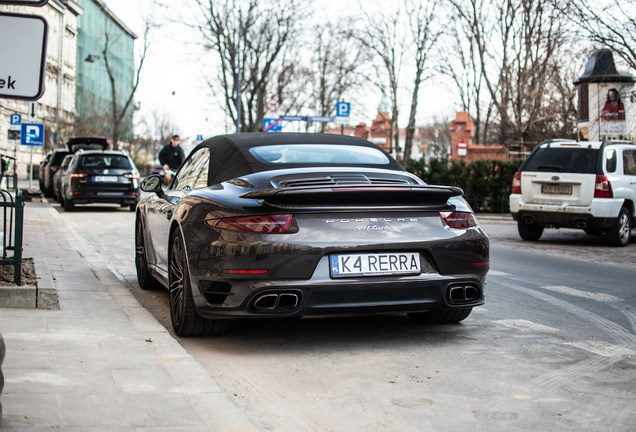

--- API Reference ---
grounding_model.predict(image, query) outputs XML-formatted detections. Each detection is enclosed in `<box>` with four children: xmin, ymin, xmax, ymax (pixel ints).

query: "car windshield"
<box><xmin>249</xmin><ymin>144</ymin><xmax>390</xmax><ymax>165</ymax></box>
<box><xmin>524</xmin><ymin>148</ymin><xmax>598</xmax><ymax>173</ymax></box>
<box><xmin>79</xmin><ymin>155</ymin><xmax>132</xmax><ymax>169</ymax></box>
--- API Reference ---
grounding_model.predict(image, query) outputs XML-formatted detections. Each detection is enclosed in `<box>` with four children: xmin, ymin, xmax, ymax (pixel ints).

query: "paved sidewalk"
<box><xmin>0</xmin><ymin>196</ymin><xmax>259</xmax><ymax>431</ymax></box>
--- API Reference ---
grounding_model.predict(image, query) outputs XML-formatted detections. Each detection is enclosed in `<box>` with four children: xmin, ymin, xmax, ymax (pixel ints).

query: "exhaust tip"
<box><xmin>576</xmin><ymin>221</ymin><xmax>587</xmax><ymax>228</ymax></box>
<box><xmin>449</xmin><ymin>287</ymin><xmax>465</xmax><ymax>302</ymax></box>
<box><xmin>254</xmin><ymin>294</ymin><xmax>278</xmax><ymax>310</ymax></box>
<box><xmin>447</xmin><ymin>284</ymin><xmax>481</xmax><ymax>304</ymax></box>
<box><xmin>465</xmin><ymin>286</ymin><xmax>479</xmax><ymax>301</ymax></box>
<box><xmin>524</xmin><ymin>217</ymin><xmax>534</xmax><ymax>225</ymax></box>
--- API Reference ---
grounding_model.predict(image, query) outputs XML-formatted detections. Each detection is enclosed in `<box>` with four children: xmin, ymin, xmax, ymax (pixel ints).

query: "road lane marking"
<box><xmin>488</xmin><ymin>270</ymin><xmax>510</xmax><ymax>276</ymax></box>
<box><xmin>541</xmin><ymin>286</ymin><xmax>623</xmax><ymax>302</ymax></box>
<box><xmin>494</xmin><ymin>319</ymin><xmax>561</xmax><ymax>334</ymax></box>
<box><xmin>507</xmin><ymin>283</ymin><xmax>636</xmax><ymax>350</ymax></box>
<box><xmin>565</xmin><ymin>340</ymin><xmax>636</xmax><ymax>357</ymax></box>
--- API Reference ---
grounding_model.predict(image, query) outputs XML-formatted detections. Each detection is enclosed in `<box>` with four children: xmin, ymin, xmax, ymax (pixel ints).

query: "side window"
<box><xmin>605</xmin><ymin>149</ymin><xmax>617</xmax><ymax>173</ymax></box>
<box><xmin>623</xmin><ymin>150</ymin><xmax>636</xmax><ymax>176</ymax></box>
<box><xmin>173</xmin><ymin>149</ymin><xmax>209</xmax><ymax>190</ymax></box>
<box><xmin>193</xmin><ymin>150</ymin><xmax>210</xmax><ymax>189</ymax></box>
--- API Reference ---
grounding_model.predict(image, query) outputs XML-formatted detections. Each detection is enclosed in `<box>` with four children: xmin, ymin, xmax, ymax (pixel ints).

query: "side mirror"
<box><xmin>140</xmin><ymin>175</ymin><xmax>164</xmax><ymax>197</ymax></box>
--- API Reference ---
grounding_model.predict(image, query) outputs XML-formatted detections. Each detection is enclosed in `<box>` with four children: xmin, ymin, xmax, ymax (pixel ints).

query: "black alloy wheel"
<box><xmin>169</xmin><ymin>229</ymin><xmax>230</xmax><ymax>337</ymax></box>
<box><xmin>408</xmin><ymin>307</ymin><xmax>473</xmax><ymax>324</ymax></box>
<box><xmin>607</xmin><ymin>207</ymin><xmax>632</xmax><ymax>247</ymax></box>
<box><xmin>517</xmin><ymin>219</ymin><xmax>544</xmax><ymax>241</ymax></box>
<box><xmin>135</xmin><ymin>216</ymin><xmax>162</xmax><ymax>290</ymax></box>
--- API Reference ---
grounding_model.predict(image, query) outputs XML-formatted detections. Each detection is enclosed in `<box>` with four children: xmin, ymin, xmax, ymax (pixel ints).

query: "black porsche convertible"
<box><xmin>135</xmin><ymin>133</ymin><xmax>489</xmax><ymax>337</ymax></box>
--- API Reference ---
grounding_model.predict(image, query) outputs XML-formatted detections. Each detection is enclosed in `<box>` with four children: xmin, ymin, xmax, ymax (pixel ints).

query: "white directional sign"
<box><xmin>0</xmin><ymin>1</ymin><xmax>49</xmax><ymax>5</ymax></box>
<box><xmin>0</xmin><ymin>13</ymin><xmax>48</xmax><ymax>100</ymax></box>
<box><xmin>28</xmin><ymin>102</ymin><xmax>38</xmax><ymax>122</ymax></box>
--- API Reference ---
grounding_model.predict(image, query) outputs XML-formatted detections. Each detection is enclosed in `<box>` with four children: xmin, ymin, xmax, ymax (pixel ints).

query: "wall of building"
<box><xmin>0</xmin><ymin>0</ymin><xmax>82</xmax><ymax>179</ymax></box>
<box><xmin>75</xmin><ymin>0</ymin><xmax>137</xmax><ymax>140</ymax></box>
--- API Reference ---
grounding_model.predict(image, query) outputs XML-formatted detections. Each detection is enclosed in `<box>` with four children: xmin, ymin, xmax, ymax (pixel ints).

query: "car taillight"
<box><xmin>511</xmin><ymin>172</ymin><xmax>522</xmax><ymax>194</ymax></box>
<box><xmin>440</xmin><ymin>211</ymin><xmax>477</xmax><ymax>229</ymax></box>
<box><xmin>69</xmin><ymin>172</ymin><xmax>87</xmax><ymax>180</ymax></box>
<box><xmin>123</xmin><ymin>171</ymin><xmax>140</xmax><ymax>180</ymax></box>
<box><xmin>206</xmin><ymin>214</ymin><xmax>293</xmax><ymax>233</ymax></box>
<box><xmin>221</xmin><ymin>269</ymin><xmax>269</xmax><ymax>275</ymax></box>
<box><xmin>594</xmin><ymin>174</ymin><xmax>613</xmax><ymax>198</ymax></box>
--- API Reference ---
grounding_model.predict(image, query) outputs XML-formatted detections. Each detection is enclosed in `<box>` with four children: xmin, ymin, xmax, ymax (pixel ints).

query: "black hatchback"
<box><xmin>59</xmin><ymin>150</ymin><xmax>140</xmax><ymax>211</ymax></box>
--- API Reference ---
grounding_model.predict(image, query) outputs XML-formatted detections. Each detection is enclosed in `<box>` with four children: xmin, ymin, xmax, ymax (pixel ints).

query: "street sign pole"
<box><xmin>29</xmin><ymin>145</ymin><xmax>33</xmax><ymax>189</ymax></box>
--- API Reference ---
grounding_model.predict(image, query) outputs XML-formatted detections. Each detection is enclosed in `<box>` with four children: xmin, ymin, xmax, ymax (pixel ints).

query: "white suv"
<box><xmin>509</xmin><ymin>139</ymin><xmax>636</xmax><ymax>247</ymax></box>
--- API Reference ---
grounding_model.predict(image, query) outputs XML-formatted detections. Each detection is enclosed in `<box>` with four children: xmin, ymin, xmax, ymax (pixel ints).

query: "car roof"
<box><xmin>191</xmin><ymin>132</ymin><xmax>405</xmax><ymax>184</ymax></box>
<box><xmin>536</xmin><ymin>140</ymin><xmax>636</xmax><ymax>150</ymax></box>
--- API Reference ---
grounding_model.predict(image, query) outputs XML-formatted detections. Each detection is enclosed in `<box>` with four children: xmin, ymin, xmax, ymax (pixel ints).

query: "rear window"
<box><xmin>51</xmin><ymin>152</ymin><xmax>70</xmax><ymax>165</ymax></box>
<box><xmin>249</xmin><ymin>144</ymin><xmax>390</xmax><ymax>165</ymax></box>
<box><xmin>79</xmin><ymin>154</ymin><xmax>132</xmax><ymax>170</ymax></box>
<box><xmin>524</xmin><ymin>148</ymin><xmax>598</xmax><ymax>174</ymax></box>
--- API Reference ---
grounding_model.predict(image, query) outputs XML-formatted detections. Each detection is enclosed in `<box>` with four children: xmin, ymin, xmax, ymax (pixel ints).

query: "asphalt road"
<box><xmin>53</xmin><ymin>203</ymin><xmax>636</xmax><ymax>431</ymax></box>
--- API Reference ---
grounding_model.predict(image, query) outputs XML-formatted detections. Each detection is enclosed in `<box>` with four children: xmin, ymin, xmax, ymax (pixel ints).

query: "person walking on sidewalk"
<box><xmin>158</xmin><ymin>135</ymin><xmax>185</xmax><ymax>185</ymax></box>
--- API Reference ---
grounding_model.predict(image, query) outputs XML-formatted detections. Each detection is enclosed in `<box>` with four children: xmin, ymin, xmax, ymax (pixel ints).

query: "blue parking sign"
<box><xmin>10</xmin><ymin>114</ymin><xmax>22</xmax><ymax>125</ymax></box>
<box><xmin>20</xmin><ymin>123</ymin><xmax>44</xmax><ymax>146</ymax></box>
<box><xmin>336</xmin><ymin>102</ymin><xmax>350</xmax><ymax>117</ymax></box>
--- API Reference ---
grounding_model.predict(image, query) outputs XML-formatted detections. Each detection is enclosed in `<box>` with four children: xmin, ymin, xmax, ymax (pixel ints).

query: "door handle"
<box><xmin>166</xmin><ymin>210</ymin><xmax>173</xmax><ymax>220</ymax></box>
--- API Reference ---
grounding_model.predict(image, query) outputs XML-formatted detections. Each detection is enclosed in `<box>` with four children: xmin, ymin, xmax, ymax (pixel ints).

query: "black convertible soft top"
<box><xmin>189</xmin><ymin>132</ymin><xmax>405</xmax><ymax>185</ymax></box>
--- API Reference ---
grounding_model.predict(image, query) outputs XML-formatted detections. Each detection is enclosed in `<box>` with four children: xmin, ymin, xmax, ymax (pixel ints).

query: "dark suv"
<box><xmin>39</xmin><ymin>137</ymin><xmax>110</xmax><ymax>198</ymax></box>
<box><xmin>59</xmin><ymin>149</ymin><xmax>141</xmax><ymax>211</ymax></box>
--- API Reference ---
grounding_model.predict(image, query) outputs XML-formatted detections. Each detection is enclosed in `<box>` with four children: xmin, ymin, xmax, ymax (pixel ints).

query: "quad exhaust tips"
<box><xmin>524</xmin><ymin>216</ymin><xmax>535</xmax><ymax>225</ymax></box>
<box><xmin>448</xmin><ymin>285</ymin><xmax>480</xmax><ymax>304</ymax></box>
<box><xmin>252</xmin><ymin>291</ymin><xmax>301</xmax><ymax>312</ymax></box>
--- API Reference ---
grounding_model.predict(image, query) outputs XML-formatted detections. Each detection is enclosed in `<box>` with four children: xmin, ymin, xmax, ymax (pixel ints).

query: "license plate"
<box><xmin>330</xmin><ymin>252</ymin><xmax>421</xmax><ymax>278</ymax></box>
<box><xmin>93</xmin><ymin>176</ymin><xmax>118</xmax><ymax>183</ymax></box>
<box><xmin>541</xmin><ymin>184</ymin><xmax>572</xmax><ymax>195</ymax></box>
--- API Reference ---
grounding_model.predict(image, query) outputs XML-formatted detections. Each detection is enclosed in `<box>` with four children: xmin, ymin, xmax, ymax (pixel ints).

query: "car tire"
<box><xmin>63</xmin><ymin>197</ymin><xmax>74</xmax><ymax>212</ymax></box>
<box><xmin>169</xmin><ymin>229</ymin><xmax>231</xmax><ymax>337</ymax></box>
<box><xmin>129</xmin><ymin>204</ymin><xmax>136</xmax><ymax>212</ymax></box>
<box><xmin>607</xmin><ymin>207</ymin><xmax>631</xmax><ymax>247</ymax></box>
<box><xmin>135</xmin><ymin>216</ymin><xmax>162</xmax><ymax>291</ymax></box>
<box><xmin>408</xmin><ymin>307</ymin><xmax>473</xmax><ymax>324</ymax></box>
<box><xmin>517</xmin><ymin>219</ymin><xmax>544</xmax><ymax>241</ymax></box>
<box><xmin>44</xmin><ymin>185</ymin><xmax>53</xmax><ymax>198</ymax></box>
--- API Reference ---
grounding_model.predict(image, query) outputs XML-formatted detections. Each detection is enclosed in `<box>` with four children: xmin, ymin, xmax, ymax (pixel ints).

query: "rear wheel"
<box><xmin>517</xmin><ymin>219</ymin><xmax>544</xmax><ymax>241</ymax></box>
<box><xmin>169</xmin><ymin>229</ymin><xmax>231</xmax><ymax>337</ymax></box>
<box><xmin>63</xmin><ymin>197</ymin><xmax>74</xmax><ymax>212</ymax></box>
<box><xmin>607</xmin><ymin>207</ymin><xmax>631</xmax><ymax>247</ymax></box>
<box><xmin>408</xmin><ymin>307</ymin><xmax>473</xmax><ymax>324</ymax></box>
<box><xmin>135</xmin><ymin>216</ymin><xmax>162</xmax><ymax>290</ymax></box>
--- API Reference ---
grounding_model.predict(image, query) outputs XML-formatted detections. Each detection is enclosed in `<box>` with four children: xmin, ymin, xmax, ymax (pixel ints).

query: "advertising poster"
<box><xmin>578</xmin><ymin>83</ymin><xmax>635</xmax><ymax>141</ymax></box>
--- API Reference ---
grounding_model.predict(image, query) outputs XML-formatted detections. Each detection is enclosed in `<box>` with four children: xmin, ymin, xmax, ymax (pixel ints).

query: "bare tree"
<box><xmin>403</xmin><ymin>0</ymin><xmax>441</xmax><ymax>163</ymax></box>
<box><xmin>555</xmin><ymin>0</ymin><xmax>636</xmax><ymax>71</ymax></box>
<box><xmin>447</xmin><ymin>0</ymin><xmax>568</xmax><ymax>143</ymax></box>
<box><xmin>357</xmin><ymin>4</ymin><xmax>406</xmax><ymax>156</ymax></box>
<box><xmin>190</xmin><ymin>0</ymin><xmax>307</xmax><ymax>132</ymax></box>
<box><xmin>102</xmin><ymin>14</ymin><xmax>154</xmax><ymax>150</ymax></box>
<box><xmin>306</xmin><ymin>20</ymin><xmax>365</xmax><ymax>132</ymax></box>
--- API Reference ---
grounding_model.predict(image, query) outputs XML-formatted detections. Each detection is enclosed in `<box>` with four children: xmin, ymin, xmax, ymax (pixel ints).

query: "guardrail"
<box><xmin>0</xmin><ymin>190</ymin><xmax>24</xmax><ymax>285</ymax></box>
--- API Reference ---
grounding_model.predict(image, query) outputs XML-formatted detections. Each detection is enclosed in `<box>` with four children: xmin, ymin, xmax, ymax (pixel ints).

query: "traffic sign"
<box><xmin>336</xmin><ymin>102</ymin><xmax>350</xmax><ymax>117</ymax></box>
<box><xmin>196</xmin><ymin>134</ymin><xmax>204</xmax><ymax>141</ymax></box>
<box><xmin>0</xmin><ymin>13</ymin><xmax>48</xmax><ymax>100</ymax></box>
<box><xmin>20</xmin><ymin>122</ymin><xmax>44</xmax><ymax>146</ymax></box>
<box><xmin>263</xmin><ymin>118</ymin><xmax>282</xmax><ymax>132</ymax></box>
<box><xmin>10</xmin><ymin>114</ymin><xmax>21</xmax><ymax>125</ymax></box>
<box><xmin>0</xmin><ymin>1</ymin><xmax>49</xmax><ymax>5</ymax></box>
<box><xmin>458</xmin><ymin>141</ymin><xmax>467</xmax><ymax>156</ymax></box>
<box><xmin>307</xmin><ymin>116</ymin><xmax>334</xmax><ymax>123</ymax></box>
<box><xmin>266</xmin><ymin>98</ymin><xmax>280</xmax><ymax>112</ymax></box>
<box><xmin>28</xmin><ymin>101</ymin><xmax>38</xmax><ymax>122</ymax></box>
<box><xmin>8</xmin><ymin>130</ymin><xmax>20</xmax><ymax>140</ymax></box>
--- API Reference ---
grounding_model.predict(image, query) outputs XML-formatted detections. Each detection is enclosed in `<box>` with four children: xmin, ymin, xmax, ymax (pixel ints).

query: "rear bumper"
<box><xmin>510</xmin><ymin>194</ymin><xmax>623</xmax><ymax>228</ymax></box>
<box><xmin>190</xmin><ymin>257</ymin><xmax>486</xmax><ymax>319</ymax></box>
<box><xmin>69</xmin><ymin>191</ymin><xmax>139</xmax><ymax>204</ymax></box>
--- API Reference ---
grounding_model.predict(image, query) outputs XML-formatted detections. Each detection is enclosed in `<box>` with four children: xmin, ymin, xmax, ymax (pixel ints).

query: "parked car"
<box><xmin>53</xmin><ymin>154</ymin><xmax>73</xmax><ymax>203</ymax></box>
<box><xmin>136</xmin><ymin>133</ymin><xmax>490</xmax><ymax>337</ymax></box>
<box><xmin>39</xmin><ymin>137</ymin><xmax>110</xmax><ymax>198</ymax></box>
<box><xmin>39</xmin><ymin>149</ymin><xmax>70</xmax><ymax>197</ymax></box>
<box><xmin>59</xmin><ymin>149</ymin><xmax>141</xmax><ymax>212</ymax></box>
<box><xmin>510</xmin><ymin>139</ymin><xmax>636</xmax><ymax>246</ymax></box>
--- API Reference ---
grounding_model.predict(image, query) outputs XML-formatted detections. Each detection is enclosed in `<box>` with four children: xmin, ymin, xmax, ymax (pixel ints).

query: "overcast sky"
<box><xmin>103</xmin><ymin>0</ymin><xmax>457</xmax><ymax>145</ymax></box>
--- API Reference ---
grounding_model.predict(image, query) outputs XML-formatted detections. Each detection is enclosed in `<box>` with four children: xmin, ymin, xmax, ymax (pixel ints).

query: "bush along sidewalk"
<box><xmin>407</xmin><ymin>158</ymin><xmax>523</xmax><ymax>213</ymax></box>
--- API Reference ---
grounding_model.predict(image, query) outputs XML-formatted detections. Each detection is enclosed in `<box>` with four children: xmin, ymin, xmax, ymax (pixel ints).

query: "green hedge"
<box><xmin>407</xmin><ymin>158</ymin><xmax>523</xmax><ymax>213</ymax></box>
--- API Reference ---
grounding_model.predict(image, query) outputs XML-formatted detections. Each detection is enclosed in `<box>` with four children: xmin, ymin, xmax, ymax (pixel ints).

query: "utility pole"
<box><xmin>236</xmin><ymin>8</ymin><xmax>242</xmax><ymax>134</ymax></box>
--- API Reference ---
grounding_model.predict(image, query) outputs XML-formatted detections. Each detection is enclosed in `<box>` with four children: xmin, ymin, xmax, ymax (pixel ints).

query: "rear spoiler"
<box><xmin>239</xmin><ymin>184</ymin><xmax>463</xmax><ymax>211</ymax></box>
